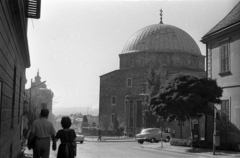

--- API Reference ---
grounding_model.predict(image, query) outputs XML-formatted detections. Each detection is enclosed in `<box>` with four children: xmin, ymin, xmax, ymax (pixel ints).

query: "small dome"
<box><xmin>122</xmin><ymin>24</ymin><xmax>201</xmax><ymax>55</ymax></box>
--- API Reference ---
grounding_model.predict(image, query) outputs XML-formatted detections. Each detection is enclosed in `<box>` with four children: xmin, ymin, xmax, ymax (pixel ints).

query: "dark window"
<box><xmin>221</xmin><ymin>100</ymin><xmax>229</xmax><ymax>114</ymax></box>
<box><xmin>0</xmin><ymin>80</ymin><xmax>2</xmax><ymax>135</ymax></box>
<box><xmin>10</xmin><ymin>144</ymin><xmax>13</xmax><ymax>158</ymax></box>
<box><xmin>221</xmin><ymin>100</ymin><xmax>230</xmax><ymax>125</ymax></box>
<box><xmin>11</xmin><ymin>66</ymin><xmax>17</xmax><ymax>128</ymax></box>
<box><xmin>125</xmin><ymin>101</ymin><xmax>127</xmax><ymax>114</ymax></box>
<box><xmin>18</xmin><ymin>77</ymin><xmax>22</xmax><ymax>124</ymax></box>
<box><xmin>220</xmin><ymin>44</ymin><xmax>230</xmax><ymax>73</ymax></box>
<box><xmin>111</xmin><ymin>113</ymin><xmax>115</xmax><ymax>123</ymax></box>
<box><xmin>127</xmin><ymin>78</ymin><xmax>132</xmax><ymax>87</ymax></box>
<box><xmin>111</xmin><ymin>96</ymin><xmax>116</xmax><ymax>105</ymax></box>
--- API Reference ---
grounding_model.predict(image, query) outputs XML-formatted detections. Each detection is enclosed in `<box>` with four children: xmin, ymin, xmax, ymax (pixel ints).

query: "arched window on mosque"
<box><xmin>127</xmin><ymin>78</ymin><xmax>132</xmax><ymax>87</ymax></box>
<box><xmin>111</xmin><ymin>96</ymin><xmax>116</xmax><ymax>105</ymax></box>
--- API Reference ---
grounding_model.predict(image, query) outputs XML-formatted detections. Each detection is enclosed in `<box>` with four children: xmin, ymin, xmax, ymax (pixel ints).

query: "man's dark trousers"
<box><xmin>33</xmin><ymin>138</ymin><xmax>50</xmax><ymax>158</ymax></box>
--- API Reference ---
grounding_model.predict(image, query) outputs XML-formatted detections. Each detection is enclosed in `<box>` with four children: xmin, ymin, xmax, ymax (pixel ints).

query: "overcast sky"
<box><xmin>26</xmin><ymin>0</ymin><xmax>239</xmax><ymax>113</ymax></box>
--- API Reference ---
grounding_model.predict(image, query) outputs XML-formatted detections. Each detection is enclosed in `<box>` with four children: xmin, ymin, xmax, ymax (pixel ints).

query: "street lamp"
<box><xmin>28</xmin><ymin>79</ymin><xmax>46</xmax><ymax>129</ymax></box>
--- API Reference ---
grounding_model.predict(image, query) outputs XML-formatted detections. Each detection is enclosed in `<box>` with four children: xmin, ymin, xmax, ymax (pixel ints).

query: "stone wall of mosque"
<box><xmin>119</xmin><ymin>52</ymin><xmax>205</xmax><ymax>71</ymax></box>
<box><xmin>99</xmin><ymin>67</ymin><xmax>147</xmax><ymax>129</ymax></box>
<box><xmin>99</xmin><ymin>64</ymin><xmax>205</xmax><ymax>132</ymax></box>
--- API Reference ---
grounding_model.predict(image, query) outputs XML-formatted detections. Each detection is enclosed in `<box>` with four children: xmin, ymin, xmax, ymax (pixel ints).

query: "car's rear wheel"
<box><xmin>80</xmin><ymin>141</ymin><xmax>83</xmax><ymax>144</ymax></box>
<box><xmin>138</xmin><ymin>140</ymin><xmax>144</xmax><ymax>144</ymax></box>
<box><xmin>151</xmin><ymin>138</ymin><xmax>155</xmax><ymax>143</ymax></box>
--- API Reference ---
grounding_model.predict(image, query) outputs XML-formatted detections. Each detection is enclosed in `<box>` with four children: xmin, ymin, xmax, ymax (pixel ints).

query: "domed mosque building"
<box><xmin>99</xmin><ymin>11</ymin><xmax>206</xmax><ymax>138</ymax></box>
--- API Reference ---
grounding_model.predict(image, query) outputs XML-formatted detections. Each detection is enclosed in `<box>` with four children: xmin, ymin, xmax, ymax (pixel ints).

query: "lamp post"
<box><xmin>212</xmin><ymin>103</ymin><xmax>221</xmax><ymax>155</ymax></box>
<box><xmin>28</xmin><ymin>79</ymin><xmax>46</xmax><ymax>129</ymax></box>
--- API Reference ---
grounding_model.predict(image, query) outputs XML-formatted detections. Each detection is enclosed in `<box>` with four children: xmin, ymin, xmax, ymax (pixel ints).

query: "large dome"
<box><xmin>122</xmin><ymin>24</ymin><xmax>201</xmax><ymax>55</ymax></box>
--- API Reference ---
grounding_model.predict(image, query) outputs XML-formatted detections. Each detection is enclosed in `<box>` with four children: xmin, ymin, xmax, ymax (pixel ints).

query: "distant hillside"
<box><xmin>53</xmin><ymin>106</ymin><xmax>99</xmax><ymax>116</ymax></box>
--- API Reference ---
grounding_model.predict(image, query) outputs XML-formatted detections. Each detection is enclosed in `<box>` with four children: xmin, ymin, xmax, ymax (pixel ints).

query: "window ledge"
<box><xmin>219</xmin><ymin>71</ymin><xmax>232</xmax><ymax>77</ymax></box>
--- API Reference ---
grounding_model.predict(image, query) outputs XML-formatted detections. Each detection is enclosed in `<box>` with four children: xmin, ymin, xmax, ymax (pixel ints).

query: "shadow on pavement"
<box><xmin>186</xmin><ymin>148</ymin><xmax>239</xmax><ymax>157</ymax></box>
<box><xmin>186</xmin><ymin>148</ymin><xmax>214</xmax><ymax>153</ymax></box>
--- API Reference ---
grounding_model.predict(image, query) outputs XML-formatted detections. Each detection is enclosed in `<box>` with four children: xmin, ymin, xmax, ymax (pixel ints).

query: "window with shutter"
<box><xmin>25</xmin><ymin>0</ymin><xmax>41</xmax><ymax>19</ymax></box>
<box><xmin>221</xmin><ymin>100</ymin><xmax>229</xmax><ymax>115</ymax></box>
<box><xmin>220</xmin><ymin>44</ymin><xmax>230</xmax><ymax>73</ymax></box>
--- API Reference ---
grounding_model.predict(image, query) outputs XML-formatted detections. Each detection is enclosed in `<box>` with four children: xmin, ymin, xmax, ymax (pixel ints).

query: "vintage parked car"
<box><xmin>135</xmin><ymin>128</ymin><xmax>171</xmax><ymax>144</ymax></box>
<box><xmin>76</xmin><ymin>133</ymin><xmax>84</xmax><ymax>144</ymax></box>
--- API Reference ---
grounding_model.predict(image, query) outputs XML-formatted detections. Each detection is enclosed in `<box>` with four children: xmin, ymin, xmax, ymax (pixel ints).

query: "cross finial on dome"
<box><xmin>160</xmin><ymin>9</ymin><xmax>163</xmax><ymax>24</ymax></box>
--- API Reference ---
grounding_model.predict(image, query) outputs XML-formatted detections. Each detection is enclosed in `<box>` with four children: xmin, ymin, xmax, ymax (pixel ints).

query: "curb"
<box><xmin>84</xmin><ymin>139</ymin><xmax>137</xmax><ymax>142</ymax></box>
<box><xmin>140</xmin><ymin>145</ymin><xmax>239</xmax><ymax>158</ymax></box>
<box><xmin>140</xmin><ymin>146</ymin><xmax>214</xmax><ymax>158</ymax></box>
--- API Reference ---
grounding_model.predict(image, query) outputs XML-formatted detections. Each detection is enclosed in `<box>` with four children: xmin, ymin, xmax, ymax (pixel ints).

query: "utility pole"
<box><xmin>213</xmin><ymin>107</ymin><xmax>217</xmax><ymax>155</ymax></box>
<box><xmin>212</xmin><ymin>102</ymin><xmax>221</xmax><ymax>155</ymax></box>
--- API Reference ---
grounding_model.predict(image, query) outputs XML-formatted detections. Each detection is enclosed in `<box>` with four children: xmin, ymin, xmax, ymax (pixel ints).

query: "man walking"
<box><xmin>97</xmin><ymin>128</ymin><xmax>102</xmax><ymax>141</ymax></box>
<box><xmin>28</xmin><ymin>109</ymin><xmax>56</xmax><ymax>158</ymax></box>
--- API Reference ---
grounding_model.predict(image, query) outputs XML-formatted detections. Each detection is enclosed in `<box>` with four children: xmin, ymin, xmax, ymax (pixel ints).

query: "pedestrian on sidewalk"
<box><xmin>54</xmin><ymin>116</ymin><xmax>77</xmax><ymax>158</ymax></box>
<box><xmin>27</xmin><ymin>109</ymin><xmax>56</xmax><ymax>158</ymax></box>
<box><xmin>97</xmin><ymin>128</ymin><xmax>102</xmax><ymax>141</ymax></box>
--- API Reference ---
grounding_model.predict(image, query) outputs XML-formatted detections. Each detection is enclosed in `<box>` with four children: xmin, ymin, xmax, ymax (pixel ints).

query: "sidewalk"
<box><xmin>140</xmin><ymin>142</ymin><xmax>240</xmax><ymax>158</ymax></box>
<box><xmin>20</xmin><ymin>138</ymin><xmax>240</xmax><ymax>158</ymax></box>
<box><xmin>20</xmin><ymin>143</ymin><xmax>57</xmax><ymax>158</ymax></box>
<box><xmin>20</xmin><ymin>137</ymin><xmax>134</xmax><ymax>158</ymax></box>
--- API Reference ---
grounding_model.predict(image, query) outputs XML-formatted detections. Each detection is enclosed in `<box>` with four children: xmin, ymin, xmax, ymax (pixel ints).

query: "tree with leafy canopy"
<box><xmin>150</xmin><ymin>74</ymin><xmax>223</xmax><ymax>123</ymax></box>
<box><xmin>142</xmin><ymin>109</ymin><xmax>159</xmax><ymax>128</ymax></box>
<box><xmin>83</xmin><ymin>115</ymin><xmax>88</xmax><ymax>122</ymax></box>
<box><xmin>142</xmin><ymin>68</ymin><xmax>162</xmax><ymax>127</ymax></box>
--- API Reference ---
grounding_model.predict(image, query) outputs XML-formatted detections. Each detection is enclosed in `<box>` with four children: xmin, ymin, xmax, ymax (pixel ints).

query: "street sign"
<box><xmin>92</xmin><ymin>122</ymin><xmax>96</xmax><ymax>127</ymax></box>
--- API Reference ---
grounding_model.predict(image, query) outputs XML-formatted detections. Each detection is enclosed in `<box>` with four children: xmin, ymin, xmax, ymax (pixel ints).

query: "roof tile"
<box><xmin>203</xmin><ymin>1</ymin><xmax>240</xmax><ymax>38</ymax></box>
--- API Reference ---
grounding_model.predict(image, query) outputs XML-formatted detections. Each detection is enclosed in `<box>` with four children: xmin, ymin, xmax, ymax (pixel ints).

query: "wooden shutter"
<box><xmin>220</xmin><ymin>46</ymin><xmax>224</xmax><ymax>72</ymax></box>
<box><xmin>25</xmin><ymin>0</ymin><xmax>41</xmax><ymax>19</ymax></box>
